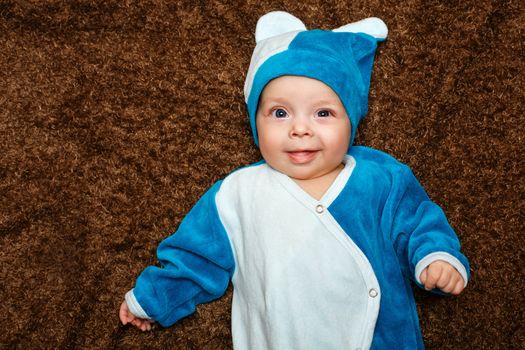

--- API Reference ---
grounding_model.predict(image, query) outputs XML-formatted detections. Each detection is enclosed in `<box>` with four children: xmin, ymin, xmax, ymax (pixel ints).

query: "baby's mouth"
<box><xmin>286</xmin><ymin>150</ymin><xmax>319</xmax><ymax>164</ymax></box>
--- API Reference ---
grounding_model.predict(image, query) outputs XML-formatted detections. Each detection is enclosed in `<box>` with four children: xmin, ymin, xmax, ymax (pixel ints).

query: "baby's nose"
<box><xmin>289</xmin><ymin>117</ymin><xmax>313</xmax><ymax>137</ymax></box>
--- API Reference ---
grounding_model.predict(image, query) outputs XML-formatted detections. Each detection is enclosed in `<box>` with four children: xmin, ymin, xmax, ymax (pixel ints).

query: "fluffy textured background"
<box><xmin>1</xmin><ymin>0</ymin><xmax>523</xmax><ymax>349</ymax></box>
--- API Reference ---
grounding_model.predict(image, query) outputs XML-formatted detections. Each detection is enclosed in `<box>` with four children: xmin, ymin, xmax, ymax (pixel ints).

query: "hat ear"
<box><xmin>333</xmin><ymin>17</ymin><xmax>388</xmax><ymax>40</ymax></box>
<box><xmin>255</xmin><ymin>11</ymin><xmax>307</xmax><ymax>43</ymax></box>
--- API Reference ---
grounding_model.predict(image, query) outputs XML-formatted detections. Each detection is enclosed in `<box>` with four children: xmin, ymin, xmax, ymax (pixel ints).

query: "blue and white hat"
<box><xmin>244</xmin><ymin>11</ymin><xmax>388</xmax><ymax>148</ymax></box>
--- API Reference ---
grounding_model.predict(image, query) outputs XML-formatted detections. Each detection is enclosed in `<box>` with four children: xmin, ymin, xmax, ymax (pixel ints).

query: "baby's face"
<box><xmin>256</xmin><ymin>75</ymin><xmax>351</xmax><ymax>180</ymax></box>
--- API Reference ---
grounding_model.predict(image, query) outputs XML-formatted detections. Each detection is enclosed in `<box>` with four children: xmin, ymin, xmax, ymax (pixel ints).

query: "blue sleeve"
<box><xmin>132</xmin><ymin>181</ymin><xmax>235</xmax><ymax>327</ymax></box>
<box><xmin>384</xmin><ymin>166</ymin><xmax>470</xmax><ymax>289</ymax></box>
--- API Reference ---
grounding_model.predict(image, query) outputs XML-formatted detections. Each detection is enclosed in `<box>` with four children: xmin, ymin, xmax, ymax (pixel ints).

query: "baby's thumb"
<box><xmin>119</xmin><ymin>301</ymin><xmax>134</xmax><ymax>325</ymax></box>
<box><xmin>419</xmin><ymin>269</ymin><xmax>427</xmax><ymax>284</ymax></box>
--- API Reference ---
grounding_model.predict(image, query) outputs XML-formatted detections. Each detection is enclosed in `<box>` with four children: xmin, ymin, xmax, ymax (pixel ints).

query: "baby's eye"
<box><xmin>271</xmin><ymin>108</ymin><xmax>288</xmax><ymax>118</ymax></box>
<box><xmin>317</xmin><ymin>110</ymin><xmax>332</xmax><ymax>118</ymax></box>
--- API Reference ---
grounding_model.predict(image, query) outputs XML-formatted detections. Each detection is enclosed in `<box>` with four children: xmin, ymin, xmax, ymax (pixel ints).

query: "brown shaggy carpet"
<box><xmin>1</xmin><ymin>0</ymin><xmax>523</xmax><ymax>349</ymax></box>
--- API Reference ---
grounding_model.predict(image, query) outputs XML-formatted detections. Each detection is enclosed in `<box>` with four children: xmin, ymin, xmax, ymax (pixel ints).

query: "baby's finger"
<box><xmin>440</xmin><ymin>274</ymin><xmax>459</xmax><ymax>293</ymax></box>
<box><xmin>435</xmin><ymin>268</ymin><xmax>454</xmax><ymax>290</ymax></box>
<box><xmin>423</xmin><ymin>264</ymin><xmax>442</xmax><ymax>290</ymax></box>
<box><xmin>451</xmin><ymin>279</ymin><xmax>465</xmax><ymax>295</ymax></box>
<box><xmin>131</xmin><ymin>318</ymin><xmax>141</xmax><ymax>328</ymax></box>
<box><xmin>135</xmin><ymin>319</ymin><xmax>146</xmax><ymax>331</ymax></box>
<box><xmin>139</xmin><ymin>320</ymin><xmax>152</xmax><ymax>332</ymax></box>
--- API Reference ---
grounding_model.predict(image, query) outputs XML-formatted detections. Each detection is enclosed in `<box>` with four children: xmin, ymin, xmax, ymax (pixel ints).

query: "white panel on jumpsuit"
<box><xmin>215</xmin><ymin>155</ymin><xmax>381</xmax><ymax>350</ymax></box>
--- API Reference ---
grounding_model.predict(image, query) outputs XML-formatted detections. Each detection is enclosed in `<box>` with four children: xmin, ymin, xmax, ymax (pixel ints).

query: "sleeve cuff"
<box><xmin>415</xmin><ymin>252</ymin><xmax>469</xmax><ymax>288</ymax></box>
<box><xmin>125</xmin><ymin>289</ymin><xmax>152</xmax><ymax>320</ymax></box>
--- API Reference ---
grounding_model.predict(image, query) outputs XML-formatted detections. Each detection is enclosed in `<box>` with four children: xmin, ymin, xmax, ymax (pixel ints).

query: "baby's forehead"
<box><xmin>259</xmin><ymin>75</ymin><xmax>345</xmax><ymax>105</ymax></box>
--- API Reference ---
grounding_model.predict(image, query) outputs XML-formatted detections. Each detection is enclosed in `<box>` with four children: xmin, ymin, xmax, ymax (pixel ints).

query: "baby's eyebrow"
<box><xmin>259</xmin><ymin>96</ymin><xmax>289</xmax><ymax>105</ymax></box>
<box><xmin>313</xmin><ymin>100</ymin><xmax>341</xmax><ymax>107</ymax></box>
<box><xmin>259</xmin><ymin>97</ymin><xmax>340</xmax><ymax>106</ymax></box>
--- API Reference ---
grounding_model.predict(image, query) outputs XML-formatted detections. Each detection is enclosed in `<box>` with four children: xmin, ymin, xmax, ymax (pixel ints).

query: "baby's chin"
<box><xmin>272</xmin><ymin>164</ymin><xmax>342</xmax><ymax>182</ymax></box>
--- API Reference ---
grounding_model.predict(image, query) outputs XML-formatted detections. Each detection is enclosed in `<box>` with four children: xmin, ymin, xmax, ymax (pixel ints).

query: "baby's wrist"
<box><xmin>125</xmin><ymin>290</ymin><xmax>152</xmax><ymax>320</ymax></box>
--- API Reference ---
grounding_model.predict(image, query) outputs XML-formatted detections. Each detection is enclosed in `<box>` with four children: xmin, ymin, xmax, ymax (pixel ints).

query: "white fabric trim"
<box><xmin>415</xmin><ymin>252</ymin><xmax>469</xmax><ymax>288</ymax></box>
<box><xmin>316</xmin><ymin>154</ymin><xmax>355</xmax><ymax>206</ymax></box>
<box><xmin>125</xmin><ymin>289</ymin><xmax>152</xmax><ymax>320</ymax></box>
<box><xmin>320</xmin><ymin>198</ymin><xmax>381</xmax><ymax>349</ymax></box>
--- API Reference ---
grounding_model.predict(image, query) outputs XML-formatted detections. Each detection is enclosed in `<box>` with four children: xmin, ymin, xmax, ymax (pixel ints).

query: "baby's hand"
<box><xmin>419</xmin><ymin>260</ymin><xmax>465</xmax><ymax>295</ymax></box>
<box><xmin>119</xmin><ymin>300</ymin><xmax>154</xmax><ymax>331</ymax></box>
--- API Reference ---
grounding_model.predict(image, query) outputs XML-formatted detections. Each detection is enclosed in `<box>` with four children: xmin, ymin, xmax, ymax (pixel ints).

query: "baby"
<box><xmin>120</xmin><ymin>11</ymin><xmax>469</xmax><ymax>349</ymax></box>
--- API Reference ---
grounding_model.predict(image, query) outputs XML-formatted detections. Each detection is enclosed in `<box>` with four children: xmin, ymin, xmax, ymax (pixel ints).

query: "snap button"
<box><xmin>315</xmin><ymin>204</ymin><xmax>324</xmax><ymax>213</ymax></box>
<box><xmin>369</xmin><ymin>288</ymin><xmax>378</xmax><ymax>298</ymax></box>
